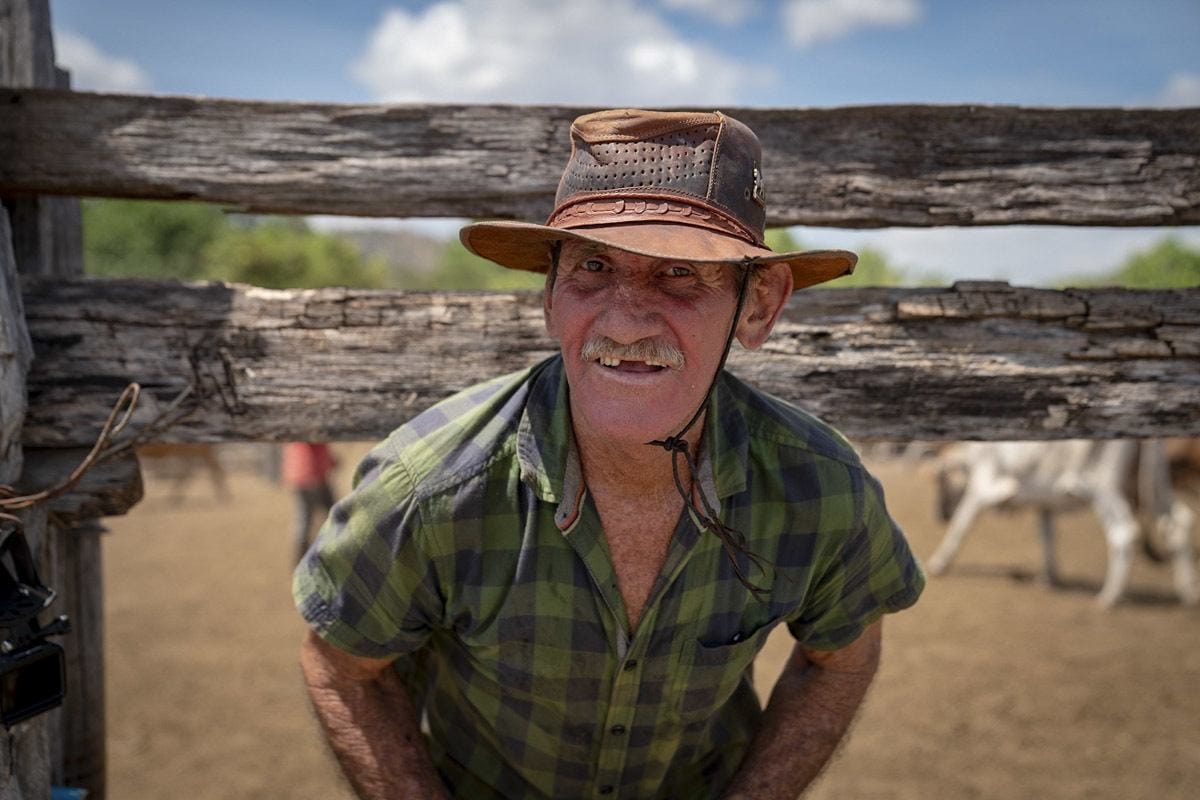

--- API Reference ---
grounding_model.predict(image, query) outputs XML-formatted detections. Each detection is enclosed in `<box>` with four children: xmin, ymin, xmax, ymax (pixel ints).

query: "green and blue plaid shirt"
<box><xmin>294</xmin><ymin>355</ymin><xmax>924</xmax><ymax>799</ymax></box>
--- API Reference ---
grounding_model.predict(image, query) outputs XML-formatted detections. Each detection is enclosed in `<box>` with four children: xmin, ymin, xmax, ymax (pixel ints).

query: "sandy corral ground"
<box><xmin>100</xmin><ymin>443</ymin><xmax>1200</xmax><ymax>799</ymax></box>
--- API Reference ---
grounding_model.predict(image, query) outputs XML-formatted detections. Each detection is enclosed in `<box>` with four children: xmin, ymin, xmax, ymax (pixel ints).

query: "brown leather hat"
<box><xmin>460</xmin><ymin>108</ymin><xmax>856</xmax><ymax>291</ymax></box>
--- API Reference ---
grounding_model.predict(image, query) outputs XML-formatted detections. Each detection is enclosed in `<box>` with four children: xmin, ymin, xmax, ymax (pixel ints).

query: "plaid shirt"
<box><xmin>293</xmin><ymin>355</ymin><xmax>924</xmax><ymax>799</ymax></box>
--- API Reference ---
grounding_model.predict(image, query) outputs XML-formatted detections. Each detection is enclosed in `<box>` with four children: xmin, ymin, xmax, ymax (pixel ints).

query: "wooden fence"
<box><xmin>1</xmin><ymin>0</ymin><xmax>1198</xmax><ymax>797</ymax></box>
<box><xmin>4</xmin><ymin>91</ymin><xmax>1200</xmax><ymax>227</ymax></box>
<box><xmin>17</xmin><ymin>279</ymin><xmax>1200</xmax><ymax>445</ymax></box>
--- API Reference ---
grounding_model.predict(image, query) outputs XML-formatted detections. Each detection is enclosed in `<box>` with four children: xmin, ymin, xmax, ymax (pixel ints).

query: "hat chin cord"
<box><xmin>646</xmin><ymin>261</ymin><xmax>772</xmax><ymax>599</ymax></box>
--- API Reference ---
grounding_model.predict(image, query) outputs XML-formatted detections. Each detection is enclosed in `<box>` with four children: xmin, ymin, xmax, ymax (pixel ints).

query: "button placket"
<box><xmin>593</xmin><ymin>626</ymin><xmax>652</xmax><ymax>798</ymax></box>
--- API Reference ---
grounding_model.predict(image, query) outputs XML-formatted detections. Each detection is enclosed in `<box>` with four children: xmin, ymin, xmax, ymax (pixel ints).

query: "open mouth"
<box><xmin>596</xmin><ymin>357</ymin><xmax>668</xmax><ymax>373</ymax></box>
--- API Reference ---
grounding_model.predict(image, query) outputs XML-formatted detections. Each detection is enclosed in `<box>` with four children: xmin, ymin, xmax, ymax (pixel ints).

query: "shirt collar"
<box><xmin>516</xmin><ymin>356</ymin><xmax>750</xmax><ymax>532</ymax></box>
<box><xmin>699</xmin><ymin>369</ymin><xmax>750</xmax><ymax>503</ymax></box>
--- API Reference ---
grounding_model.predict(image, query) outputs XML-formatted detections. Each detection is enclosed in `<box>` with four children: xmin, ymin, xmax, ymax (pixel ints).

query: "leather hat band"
<box><xmin>547</xmin><ymin>194</ymin><xmax>762</xmax><ymax>247</ymax></box>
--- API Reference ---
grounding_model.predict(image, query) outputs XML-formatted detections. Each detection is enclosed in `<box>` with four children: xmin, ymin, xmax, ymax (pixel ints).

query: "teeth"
<box><xmin>596</xmin><ymin>356</ymin><xmax>672</xmax><ymax>368</ymax></box>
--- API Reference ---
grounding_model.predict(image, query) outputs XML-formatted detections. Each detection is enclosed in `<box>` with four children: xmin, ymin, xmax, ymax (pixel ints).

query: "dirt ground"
<box><xmin>101</xmin><ymin>444</ymin><xmax>1200</xmax><ymax>799</ymax></box>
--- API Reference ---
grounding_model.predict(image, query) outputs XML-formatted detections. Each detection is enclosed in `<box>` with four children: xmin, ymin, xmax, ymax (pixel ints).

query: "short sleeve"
<box><xmin>292</xmin><ymin>439</ymin><xmax>443</xmax><ymax>659</ymax></box>
<box><xmin>788</xmin><ymin>469</ymin><xmax>925</xmax><ymax>651</ymax></box>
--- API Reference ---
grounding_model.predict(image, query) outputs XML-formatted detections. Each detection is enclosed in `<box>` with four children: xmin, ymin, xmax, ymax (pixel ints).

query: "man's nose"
<box><xmin>598</xmin><ymin>281</ymin><xmax>663</xmax><ymax>343</ymax></box>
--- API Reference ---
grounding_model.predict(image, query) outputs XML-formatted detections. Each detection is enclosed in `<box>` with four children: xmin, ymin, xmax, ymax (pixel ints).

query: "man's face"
<box><xmin>544</xmin><ymin>240</ymin><xmax>744</xmax><ymax>447</ymax></box>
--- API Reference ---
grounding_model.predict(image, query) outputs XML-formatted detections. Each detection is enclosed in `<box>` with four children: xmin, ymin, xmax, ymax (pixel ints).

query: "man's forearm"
<box><xmin>300</xmin><ymin>635</ymin><xmax>449</xmax><ymax>800</ymax></box>
<box><xmin>723</xmin><ymin>622</ymin><xmax>882</xmax><ymax>800</ymax></box>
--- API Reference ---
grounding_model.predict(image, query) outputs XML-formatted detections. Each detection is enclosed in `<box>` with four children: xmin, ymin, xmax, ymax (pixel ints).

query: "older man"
<box><xmin>294</xmin><ymin>109</ymin><xmax>925</xmax><ymax>800</ymax></box>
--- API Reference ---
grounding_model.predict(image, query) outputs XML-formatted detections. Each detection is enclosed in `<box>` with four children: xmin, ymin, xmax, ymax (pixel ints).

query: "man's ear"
<box><xmin>735</xmin><ymin>262</ymin><xmax>792</xmax><ymax>350</ymax></box>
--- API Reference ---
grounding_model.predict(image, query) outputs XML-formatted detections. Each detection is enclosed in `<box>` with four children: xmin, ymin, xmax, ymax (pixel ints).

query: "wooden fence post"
<box><xmin>0</xmin><ymin>192</ymin><xmax>50</xmax><ymax>800</ymax></box>
<box><xmin>39</xmin><ymin>62</ymin><xmax>105</xmax><ymax>800</ymax></box>
<box><xmin>2</xmin><ymin>1</ymin><xmax>106</xmax><ymax>797</ymax></box>
<box><xmin>1</xmin><ymin>0</ymin><xmax>56</xmax><ymax>794</ymax></box>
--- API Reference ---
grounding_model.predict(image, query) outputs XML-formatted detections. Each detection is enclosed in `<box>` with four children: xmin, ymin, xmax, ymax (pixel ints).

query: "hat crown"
<box><xmin>457</xmin><ymin>107</ymin><xmax>857</xmax><ymax>291</ymax></box>
<box><xmin>552</xmin><ymin>109</ymin><xmax>767</xmax><ymax>246</ymax></box>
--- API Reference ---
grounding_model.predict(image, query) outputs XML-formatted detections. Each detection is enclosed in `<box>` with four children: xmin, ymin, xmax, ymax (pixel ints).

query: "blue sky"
<box><xmin>49</xmin><ymin>0</ymin><xmax>1200</xmax><ymax>284</ymax></box>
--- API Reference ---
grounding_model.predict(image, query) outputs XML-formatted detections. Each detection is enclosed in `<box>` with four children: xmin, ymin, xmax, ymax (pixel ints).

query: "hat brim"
<box><xmin>460</xmin><ymin>220</ymin><xmax>856</xmax><ymax>291</ymax></box>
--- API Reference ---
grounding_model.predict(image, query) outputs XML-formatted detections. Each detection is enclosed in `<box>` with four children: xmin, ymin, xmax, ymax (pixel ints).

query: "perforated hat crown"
<box><xmin>461</xmin><ymin>108</ymin><xmax>856</xmax><ymax>290</ymax></box>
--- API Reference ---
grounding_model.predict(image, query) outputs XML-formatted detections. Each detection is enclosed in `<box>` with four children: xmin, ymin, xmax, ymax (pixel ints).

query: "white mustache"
<box><xmin>579</xmin><ymin>335</ymin><xmax>685</xmax><ymax>371</ymax></box>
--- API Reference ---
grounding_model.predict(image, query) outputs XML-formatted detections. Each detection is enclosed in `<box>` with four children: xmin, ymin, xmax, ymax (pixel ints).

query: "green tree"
<box><xmin>404</xmin><ymin>238</ymin><xmax>546</xmax><ymax>291</ymax></box>
<box><xmin>82</xmin><ymin>198</ymin><xmax>389</xmax><ymax>289</ymax></box>
<box><xmin>763</xmin><ymin>227</ymin><xmax>802</xmax><ymax>254</ymax></box>
<box><xmin>202</xmin><ymin>221</ymin><xmax>389</xmax><ymax>289</ymax></box>
<box><xmin>764</xmin><ymin>228</ymin><xmax>934</xmax><ymax>287</ymax></box>
<box><xmin>82</xmin><ymin>199</ymin><xmax>225</xmax><ymax>279</ymax></box>
<box><xmin>1096</xmin><ymin>237</ymin><xmax>1200</xmax><ymax>288</ymax></box>
<box><xmin>821</xmin><ymin>247</ymin><xmax>908</xmax><ymax>288</ymax></box>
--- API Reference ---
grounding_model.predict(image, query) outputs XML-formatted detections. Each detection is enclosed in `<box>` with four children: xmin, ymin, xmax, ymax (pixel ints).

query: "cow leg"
<box><xmin>1163</xmin><ymin>499</ymin><xmax>1199</xmax><ymax>606</ymax></box>
<box><xmin>927</xmin><ymin>497</ymin><xmax>979</xmax><ymax>575</ymax></box>
<box><xmin>1037</xmin><ymin>508</ymin><xmax>1060</xmax><ymax>587</ymax></box>
<box><xmin>204</xmin><ymin>448</ymin><xmax>231</xmax><ymax>500</ymax></box>
<box><xmin>1090</xmin><ymin>490</ymin><xmax>1138</xmax><ymax>608</ymax></box>
<box><xmin>169</xmin><ymin>467</ymin><xmax>190</xmax><ymax>505</ymax></box>
<box><xmin>928</xmin><ymin>473</ymin><xmax>1017</xmax><ymax>575</ymax></box>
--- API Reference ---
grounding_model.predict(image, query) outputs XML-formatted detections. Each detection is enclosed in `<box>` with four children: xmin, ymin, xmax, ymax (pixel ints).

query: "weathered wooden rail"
<box><xmin>2</xmin><ymin>89</ymin><xmax>1199</xmax><ymax>226</ymax></box>
<box><xmin>21</xmin><ymin>278</ymin><xmax>1200</xmax><ymax>445</ymax></box>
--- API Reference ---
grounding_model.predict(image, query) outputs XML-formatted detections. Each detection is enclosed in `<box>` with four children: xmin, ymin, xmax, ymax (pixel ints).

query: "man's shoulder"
<box><xmin>374</xmin><ymin>359</ymin><xmax>552</xmax><ymax>500</ymax></box>
<box><xmin>722</xmin><ymin>371</ymin><xmax>863</xmax><ymax>471</ymax></box>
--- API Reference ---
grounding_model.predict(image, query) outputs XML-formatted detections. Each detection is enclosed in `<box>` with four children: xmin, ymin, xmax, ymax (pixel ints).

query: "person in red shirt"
<box><xmin>282</xmin><ymin>442</ymin><xmax>337</xmax><ymax>563</ymax></box>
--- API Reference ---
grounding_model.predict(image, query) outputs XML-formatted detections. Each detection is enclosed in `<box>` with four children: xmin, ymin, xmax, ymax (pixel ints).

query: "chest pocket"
<box><xmin>672</xmin><ymin>616</ymin><xmax>781</xmax><ymax>725</ymax></box>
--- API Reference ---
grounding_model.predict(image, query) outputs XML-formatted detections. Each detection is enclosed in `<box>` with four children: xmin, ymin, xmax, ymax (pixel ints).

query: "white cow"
<box><xmin>928</xmin><ymin>440</ymin><xmax>1199</xmax><ymax>607</ymax></box>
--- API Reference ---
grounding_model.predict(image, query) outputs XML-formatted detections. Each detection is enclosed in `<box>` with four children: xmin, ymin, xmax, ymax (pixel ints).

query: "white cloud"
<box><xmin>660</xmin><ymin>0</ymin><xmax>759</xmax><ymax>26</ymax></box>
<box><xmin>54</xmin><ymin>31</ymin><xmax>152</xmax><ymax>93</ymax></box>
<box><xmin>795</xmin><ymin>225</ymin><xmax>1200</xmax><ymax>286</ymax></box>
<box><xmin>782</xmin><ymin>0</ymin><xmax>921</xmax><ymax>48</ymax></box>
<box><xmin>350</xmin><ymin>0</ymin><xmax>766</xmax><ymax>105</ymax></box>
<box><xmin>1153</xmin><ymin>73</ymin><xmax>1200</xmax><ymax>107</ymax></box>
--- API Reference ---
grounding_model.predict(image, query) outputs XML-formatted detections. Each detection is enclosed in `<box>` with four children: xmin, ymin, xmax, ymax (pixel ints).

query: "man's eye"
<box><xmin>666</xmin><ymin>265</ymin><xmax>693</xmax><ymax>277</ymax></box>
<box><xmin>582</xmin><ymin>259</ymin><xmax>606</xmax><ymax>273</ymax></box>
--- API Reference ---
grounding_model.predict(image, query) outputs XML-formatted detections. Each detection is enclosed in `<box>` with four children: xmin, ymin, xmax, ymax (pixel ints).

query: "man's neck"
<box><xmin>571</xmin><ymin>413</ymin><xmax>707</xmax><ymax>498</ymax></box>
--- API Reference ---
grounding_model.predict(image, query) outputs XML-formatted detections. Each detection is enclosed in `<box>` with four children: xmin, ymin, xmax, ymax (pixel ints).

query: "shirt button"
<box><xmin>623</xmin><ymin>660</ymin><xmax>638</xmax><ymax>671</ymax></box>
<box><xmin>610</xmin><ymin>724</ymin><xmax>626</xmax><ymax>735</ymax></box>
<box><xmin>599</xmin><ymin>786</ymin><xmax>614</xmax><ymax>795</ymax></box>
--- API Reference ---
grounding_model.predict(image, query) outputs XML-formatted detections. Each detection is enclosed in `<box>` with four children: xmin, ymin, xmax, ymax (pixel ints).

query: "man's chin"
<box><xmin>565</xmin><ymin>367</ymin><xmax>705</xmax><ymax>447</ymax></box>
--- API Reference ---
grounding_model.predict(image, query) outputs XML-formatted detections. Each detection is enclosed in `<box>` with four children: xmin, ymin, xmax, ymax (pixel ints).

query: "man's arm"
<box><xmin>299</xmin><ymin>630</ymin><xmax>450</xmax><ymax>800</ymax></box>
<box><xmin>722</xmin><ymin>620</ymin><xmax>883</xmax><ymax>800</ymax></box>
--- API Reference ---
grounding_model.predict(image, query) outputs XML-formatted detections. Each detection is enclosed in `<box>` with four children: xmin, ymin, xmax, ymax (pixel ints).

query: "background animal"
<box><xmin>1164</xmin><ymin>437</ymin><xmax>1200</xmax><ymax>482</ymax></box>
<box><xmin>929</xmin><ymin>440</ymin><xmax>1198</xmax><ymax>607</ymax></box>
<box><xmin>136</xmin><ymin>442</ymin><xmax>231</xmax><ymax>503</ymax></box>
